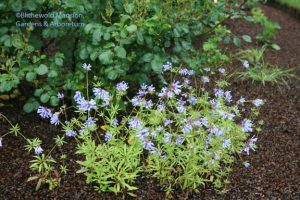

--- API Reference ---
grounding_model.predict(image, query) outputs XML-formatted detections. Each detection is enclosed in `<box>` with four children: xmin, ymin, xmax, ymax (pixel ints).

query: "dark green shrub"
<box><xmin>0</xmin><ymin>0</ymin><xmax>240</xmax><ymax>111</ymax></box>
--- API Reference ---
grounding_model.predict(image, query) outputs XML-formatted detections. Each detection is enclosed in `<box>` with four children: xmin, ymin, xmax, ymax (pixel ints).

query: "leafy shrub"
<box><xmin>0</xmin><ymin>0</ymin><xmax>242</xmax><ymax>111</ymax></box>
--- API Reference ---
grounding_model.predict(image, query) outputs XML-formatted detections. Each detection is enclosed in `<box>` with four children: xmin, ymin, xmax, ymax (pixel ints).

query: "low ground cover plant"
<box><xmin>0</xmin><ymin>63</ymin><xmax>264</xmax><ymax>197</ymax></box>
<box><xmin>235</xmin><ymin>47</ymin><xmax>297</xmax><ymax>86</ymax></box>
<box><xmin>276</xmin><ymin>0</ymin><xmax>300</xmax><ymax>10</ymax></box>
<box><xmin>248</xmin><ymin>7</ymin><xmax>281</xmax><ymax>49</ymax></box>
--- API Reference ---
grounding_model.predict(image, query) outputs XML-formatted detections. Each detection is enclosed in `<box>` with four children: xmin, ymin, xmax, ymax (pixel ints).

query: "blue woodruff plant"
<box><xmin>22</xmin><ymin>62</ymin><xmax>264</xmax><ymax>195</ymax></box>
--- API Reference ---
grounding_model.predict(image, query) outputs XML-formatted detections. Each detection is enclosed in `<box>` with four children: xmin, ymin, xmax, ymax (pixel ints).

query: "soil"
<box><xmin>1</xmin><ymin>4</ymin><xmax>300</xmax><ymax>200</ymax></box>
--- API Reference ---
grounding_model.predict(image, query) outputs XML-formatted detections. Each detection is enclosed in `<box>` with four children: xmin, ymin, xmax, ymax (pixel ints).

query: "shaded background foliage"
<box><xmin>0</xmin><ymin>0</ymin><xmax>235</xmax><ymax>112</ymax></box>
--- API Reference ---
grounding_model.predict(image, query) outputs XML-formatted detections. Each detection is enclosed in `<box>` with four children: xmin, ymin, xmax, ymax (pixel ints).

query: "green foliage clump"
<box><xmin>236</xmin><ymin>47</ymin><xmax>297</xmax><ymax>86</ymax></box>
<box><xmin>0</xmin><ymin>0</ymin><xmax>241</xmax><ymax>112</ymax></box>
<box><xmin>249</xmin><ymin>7</ymin><xmax>281</xmax><ymax>49</ymax></box>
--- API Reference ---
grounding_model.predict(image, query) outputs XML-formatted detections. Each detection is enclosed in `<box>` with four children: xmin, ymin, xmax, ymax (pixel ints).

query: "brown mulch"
<box><xmin>0</xmin><ymin>4</ymin><xmax>300</xmax><ymax>200</ymax></box>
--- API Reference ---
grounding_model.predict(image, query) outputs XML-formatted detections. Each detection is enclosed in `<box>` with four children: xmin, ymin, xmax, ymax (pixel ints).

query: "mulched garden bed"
<box><xmin>1</xmin><ymin>4</ymin><xmax>299</xmax><ymax>200</ymax></box>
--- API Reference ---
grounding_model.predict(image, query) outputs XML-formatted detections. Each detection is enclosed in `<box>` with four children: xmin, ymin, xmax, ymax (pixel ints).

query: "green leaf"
<box><xmin>3</xmin><ymin>35</ymin><xmax>12</xmax><ymax>47</ymax></box>
<box><xmin>12</xmin><ymin>35</ymin><xmax>23</xmax><ymax>48</ymax></box>
<box><xmin>136</xmin><ymin>31</ymin><xmax>144</xmax><ymax>45</ymax></box>
<box><xmin>203</xmin><ymin>42</ymin><xmax>216</xmax><ymax>51</ymax></box>
<box><xmin>142</xmin><ymin>53</ymin><xmax>153</xmax><ymax>62</ymax></box>
<box><xmin>242</xmin><ymin>35</ymin><xmax>252</xmax><ymax>43</ymax></box>
<box><xmin>25</xmin><ymin>0</ymin><xmax>37</xmax><ymax>11</ymax></box>
<box><xmin>93</xmin><ymin>28</ymin><xmax>102</xmax><ymax>42</ymax></box>
<box><xmin>126</xmin><ymin>24</ymin><xmax>137</xmax><ymax>33</ymax></box>
<box><xmin>23</xmin><ymin>102</ymin><xmax>35</xmax><ymax>113</ymax></box>
<box><xmin>103</xmin><ymin>33</ymin><xmax>111</xmax><ymax>40</ymax></box>
<box><xmin>55</xmin><ymin>57</ymin><xmax>63</xmax><ymax>66</ymax></box>
<box><xmin>151</xmin><ymin>55</ymin><xmax>163</xmax><ymax>73</ymax></box>
<box><xmin>48</xmin><ymin>70</ymin><xmax>58</xmax><ymax>78</ymax></box>
<box><xmin>40</xmin><ymin>93</ymin><xmax>50</xmax><ymax>103</ymax></box>
<box><xmin>34</xmin><ymin>89</ymin><xmax>43</xmax><ymax>97</ymax></box>
<box><xmin>84</xmin><ymin>24</ymin><xmax>94</xmax><ymax>34</ymax></box>
<box><xmin>233</xmin><ymin>36</ymin><xmax>241</xmax><ymax>47</ymax></box>
<box><xmin>35</xmin><ymin>64</ymin><xmax>48</xmax><ymax>75</ymax></box>
<box><xmin>271</xmin><ymin>43</ymin><xmax>281</xmax><ymax>50</ymax></box>
<box><xmin>79</xmin><ymin>48</ymin><xmax>88</xmax><ymax>59</ymax></box>
<box><xmin>90</xmin><ymin>51</ymin><xmax>99</xmax><ymax>61</ymax></box>
<box><xmin>23</xmin><ymin>99</ymin><xmax>39</xmax><ymax>113</ymax></box>
<box><xmin>105</xmin><ymin>67</ymin><xmax>118</xmax><ymax>80</ymax></box>
<box><xmin>11</xmin><ymin>0</ymin><xmax>22</xmax><ymax>11</ymax></box>
<box><xmin>26</xmin><ymin>72</ymin><xmax>37</xmax><ymax>81</ymax></box>
<box><xmin>50</xmin><ymin>96</ymin><xmax>59</xmax><ymax>106</ymax></box>
<box><xmin>224</xmin><ymin>36</ymin><xmax>230</xmax><ymax>44</ymax></box>
<box><xmin>115</xmin><ymin>46</ymin><xmax>126</xmax><ymax>59</ymax></box>
<box><xmin>99</xmin><ymin>50</ymin><xmax>114</xmax><ymax>64</ymax></box>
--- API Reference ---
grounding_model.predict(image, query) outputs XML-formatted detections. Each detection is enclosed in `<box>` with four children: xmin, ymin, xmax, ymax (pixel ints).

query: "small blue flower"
<box><xmin>34</xmin><ymin>145</ymin><xmax>43</xmax><ymax>154</ymax></box>
<box><xmin>143</xmin><ymin>141</ymin><xmax>154</xmax><ymax>151</ymax></box>
<box><xmin>82</xmin><ymin>63</ymin><xmax>91</xmax><ymax>71</ymax></box>
<box><xmin>66</xmin><ymin>130</ymin><xmax>77</xmax><ymax>137</ymax></box>
<box><xmin>177</xmin><ymin>105</ymin><xmax>186</xmax><ymax>113</ymax></box>
<box><xmin>202</xmin><ymin>76</ymin><xmax>210</xmax><ymax>84</ymax></box>
<box><xmin>158</xmin><ymin>87</ymin><xmax>173</xmax><ymax>98</ymax></box>
<box><xmin>156</xmin><ymin>126</ymin><xmax>163</xmax><ymax>132</ymax></box>
<box><xmin>218</xmin><ymin>68</ymin><xmax>226</xmax><ymax>74</ymax></box>
<box><xmin>74</xmin><ymin>91</ymin><xmax>84</xmax><ymax>103</ymax></box>
<box><xmin>164</xmin><ymin>132</ymin><xmax>172</xmax><ymax>143</ymax></box>
<box><xmin>136</xmin><ymin>128</ymin><xmax>149</xmax><ymax>141</ymax></box>
<box><xmin>215</xmin><ymin>128</ymin><xmax>224</xmax><ymax>137</ymax></box>
<box><xmin>146</xmin><ymin>85</ymin><xmax>154</xmax><ymax>93</ymax></box>
<box><xmin>187</xmin><ymin>69</ymin><xmax>194</xmax><ymax>76</ymax></box>
<box><xmin>104</xmin><ymin>132</ymin><xmax>112</xmax><ymax>141</ymax></box>
<box><xmin>179</xmin><ymin>68</ymin><xmax>189</xmax><ymax>75</ymax></box>
<box><xmin>143</xmin><ymin>100</ymin><xmax>153</xmax><ymax>109</ymax></box>
<box><xmin>79</xmin><ymin>128</ymin><xmax>85</xmax><ymax>134</ymax></box>
<box><xmin>222</xmin><ymin>139</ymin><xmax>231</xmax><ymax>148</ymax></box>
<box><xmin>243</xmin><ymin>161</ymin><xmax>250</xmax><ymax>168</ymax></box>
<box><xmin>157</xmin><ymin>103</ymin><xmax>166</xmax><ymax>111</ymax></box>
<box><xmin>163</xmin><ymin>119</ymin><xmax>173</xmax><ymax>127</ymax></box>
<box><xmin>131</xmin><ymin>96</ymin><xmax>143</xmax><ymax>106</ymax></box>
<box><xmin>182</xmin><ymin>124</ymin><xmax>192</xmax><ymax>133</ymax></box>
<box><xmin>78</xmin><ymin>99</ymin><xmax>97</xmax><ymax>111</ymax></box>
<box><xmin>237</xmin><ymin>96</ymin><xmax>246</xmax><ymax>104</ymax></box>
<box><xmin>210</xmin><ymin>99</ymin><xmax>220</xmax><ymax>109</ymax></box>
<box><xmin>243</xmin><ymin>60</ymin><xmax>249</xmax><ymax>69</ymax></box>
<box><xmin>163</xmin><ymin>61</ymin><xmax>172</xmax><ymax>72</ymax></box>
<box><xmin>214</xmin><ymin>88</ymin><xmax>224</xmax><ymax>98</ymax></box>
<box><xmin>253</xmin><ymin>99</ymin><xmax>264</xmax><ymax>107</ymax></box>
<box><xmin>224</xmin><ymin>91</ymin><xmax>232</xmax><ymax>102</ymax></box>
<box><xmin>243</xmin><ymin>146</ymin><xmax>250</xmax><ymax>155</ymax></box>
<box><xmin>188</xmin><ymin>96</ymin><xmax>197</xmax><ymax>105</ymax></box>
<box><xmin>242</xmin><ymin>119</ymin><xmax>253</xmax><ymax>133</ymax></box>
<box><xmin>175</xmin><ymin>136</ymin><xmax>183</xmax><ymax>144</ymax></box>
<box><xmin>218</xmin><ymin>110</ymin><xmax>228</xmax><ymax>119</ymax></box>
<box><xmin>128</xmin><ymin>118</ymin><xmax>143</xmax><ymax>129</ymax></box>
<box><xmin>169</xmin><ymin>80</ymin><xmax>182</xmax><ymax>95</ymax></box>
<box><xmin>84</xmin><ymin>117</ymin><xmax>95</xmax><ymax>127</ymax></box>
<box><xmin>116</xmin><ymin>81</ymin><xmax>129</xmax><ymax>92</ymax></box>
<box><xmin>183</xmin><ymin>78</ymin><xmax>190</xmax><ymax>85</ymax></box>
<box><xmin>93</xmin><ymin>88</ymin><xmax>110</xmax><ymax>106</ymax></box>
<box><xmin>37</xmin><ymin>106</ymin><xmax>52</xmax><ymax>119</ymax></box>
<box><xmin>112</xmin><ymin>118</ymin><xmax>119</xmax><ymax>126</ymax></box>
<box><xmin>50</xmin><ymin>112</ymin><xmax>59</xmax><ymax>126</ymax></box>
<box><xmin>57</xmin><ymin>92</ymin><xmax>64</xmax><ymax>99</ymax></box>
